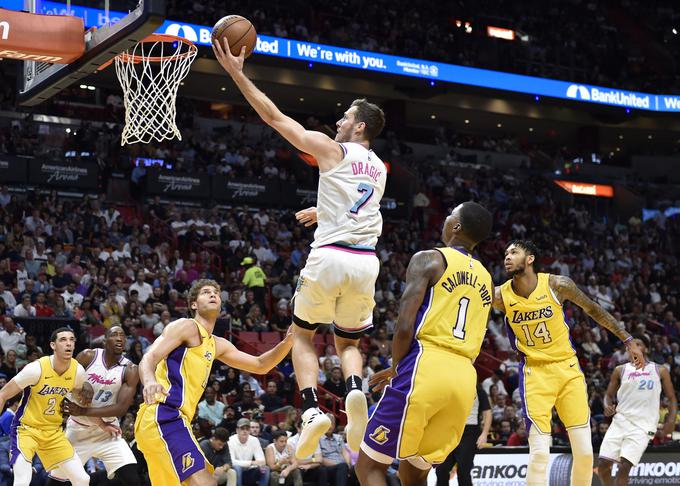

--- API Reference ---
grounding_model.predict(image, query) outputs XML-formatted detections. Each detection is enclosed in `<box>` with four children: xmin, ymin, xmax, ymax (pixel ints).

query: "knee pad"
<box><xmin>527</xmin><ymin>427</ymin><xmax>551</xmax><ymax>485</ymax></box>
<box><xmin>114</xmin><ymin>464</ymin><xmax>142</xmax><ymax>486</ymax></box>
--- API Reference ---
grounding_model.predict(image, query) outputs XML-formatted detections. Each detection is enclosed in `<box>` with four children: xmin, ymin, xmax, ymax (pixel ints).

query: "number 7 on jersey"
<box><xmin>350</xmin><ymin>182</ymin><xmax>374</xmax><ymax>214</ymax></box>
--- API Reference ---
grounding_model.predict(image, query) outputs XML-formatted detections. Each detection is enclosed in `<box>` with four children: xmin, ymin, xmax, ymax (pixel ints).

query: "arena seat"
<box><xmin>260</xmin><ymin>332</ymin><xmax>282</xmax><ymax>343</ymax></box>
<box><xmin>237</xmin><ymin>331</ymin><xmax>260</xmax><ymax>344</ymax></box>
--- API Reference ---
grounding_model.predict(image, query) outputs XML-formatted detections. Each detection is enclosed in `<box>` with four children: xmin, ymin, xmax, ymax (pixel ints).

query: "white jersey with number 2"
<box><xmin>311</xmin><ymin>142</ymin><xmax>386</xmax><ymax>249</ymax></box>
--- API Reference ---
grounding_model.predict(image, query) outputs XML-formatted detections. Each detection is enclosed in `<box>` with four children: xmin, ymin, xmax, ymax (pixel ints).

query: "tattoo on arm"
<box><xmin>550</xmin><ymin>275</ymin><xmax>630</xmax><ymax>342</ymax></box>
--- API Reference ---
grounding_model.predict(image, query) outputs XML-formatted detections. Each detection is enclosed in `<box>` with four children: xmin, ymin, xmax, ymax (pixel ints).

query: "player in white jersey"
<box><xmin>597</xmin><ymin>336</ymin><xmax>677</xmax><ymax>486</ymax></box>
<box><xmin>50</xmin><ymin>326</ymin><xmax>141</xmax><ymax>486</ymax></box>
<box><xmin>214</xmin><ymin>38</ymin><xmax>386</xmax><ymax>458</ymax></box>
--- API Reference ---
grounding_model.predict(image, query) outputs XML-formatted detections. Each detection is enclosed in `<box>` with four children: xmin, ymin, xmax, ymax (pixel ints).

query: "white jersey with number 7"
<box><xmin>311</xmin><ymin>142</ymin><xmax>386</xmax><ymax>249</ymax></box>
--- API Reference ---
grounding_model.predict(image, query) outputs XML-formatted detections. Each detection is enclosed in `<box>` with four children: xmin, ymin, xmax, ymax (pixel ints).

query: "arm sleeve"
<box><xmin>12</xmin><ymin>361</ymin><xmax>41</xmax><ymax>389</ymax></box>
<box><xmin>477</xmin><ymin>384</ymin><xmax>491</xmax><ymax>412</ymax></box>
<box><xmin>74</xmin><ymin>363</ymin><xmax>87</xmax><ymax>388</ymax></box>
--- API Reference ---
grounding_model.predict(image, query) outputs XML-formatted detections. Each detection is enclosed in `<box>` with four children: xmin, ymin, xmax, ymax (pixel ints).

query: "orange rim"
<box><xmin>97</xmin><ymin>34</ymin><xmax>196</xmax><ymax>71</ymax></box>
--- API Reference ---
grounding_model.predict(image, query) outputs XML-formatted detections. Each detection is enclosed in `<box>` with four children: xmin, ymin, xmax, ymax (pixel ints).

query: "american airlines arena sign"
<box><xmin>5</xmin><ymin>0</ymin><xmax>680</xmax><ymax>112</ymax></box>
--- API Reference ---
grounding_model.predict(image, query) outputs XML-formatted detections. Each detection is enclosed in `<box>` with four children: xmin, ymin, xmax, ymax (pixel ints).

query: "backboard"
<box><xmin>14</xmin><ymin>0</ymin><xmax>166</xmax><ymax>106</ymax></box>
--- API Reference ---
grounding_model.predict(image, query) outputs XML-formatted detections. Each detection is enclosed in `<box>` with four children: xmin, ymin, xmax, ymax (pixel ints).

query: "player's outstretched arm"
<box><xmin>214</xmin><ymin>329</ymin><xmax>293</xmax><ymax>374</ymax></box>
<box><xmin>659</xmin><ymin>366</ymin><xmax>678</xmax><ymax>437</ymax></box>
<box><xmin>213</xmin><ymin>39</ymin><xmax>342</xmax><ymax>171</ymax></box>
<box><xmin>603</xmin><ymin>365</ymin><xmax>622</xmax><ymax>417</ymax></box>
<box><xmin>371</xmin><ymin>250</ymin><xmax>443</xmax><ymax>392</ymax></box>
<box><xmin>139</xmin><ymin>319</ymin><xmax>198</xmax><ymax>404</ymax></box>
<box><xmin>549</xmin><ymin>274</ymin><xmax>644</xmax><ymax>368</ymax></box>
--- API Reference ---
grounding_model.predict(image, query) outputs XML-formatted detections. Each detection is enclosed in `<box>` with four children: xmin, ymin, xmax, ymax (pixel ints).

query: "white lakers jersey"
<box><xmin>614</xmin><ymin>362</ymin><xmax>661</xmax><ymax>434</ymax></box>
<box><xmin>70</xmin><ymin>349</ymin><xmax>131</xmax><ymax>428</ymax></box>
<box><xmin>311</xmin><ymin>142</ymin><xmax>386</xmax><ymax>249</ymax></box>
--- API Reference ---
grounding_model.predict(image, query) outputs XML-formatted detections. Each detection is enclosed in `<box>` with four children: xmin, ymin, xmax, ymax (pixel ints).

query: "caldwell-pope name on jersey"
<box><xmin>440</xmin><ymin>270</ymin><xmax>492</xmax><ymax>307</ymax></box>
<box><xmin>37</xmin><ymin>384</ymin><xmax>69</xmax><ymax>396</ymax></box>
<box><xmin>510</xmin><ymin>306</ymin><xmax>554</xmax><ymax>323</ymax></box>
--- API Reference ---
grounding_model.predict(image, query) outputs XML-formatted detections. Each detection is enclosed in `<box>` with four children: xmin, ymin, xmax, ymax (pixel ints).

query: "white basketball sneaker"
<box><xmin>295</xmin><ymin>408</ymin><xmax>331</xmax><ymax>459</ymax></box>
<box><xmin>344</xmin><ymin>389</ymin><xmax>368</xmax><ymax>452</ymax></box>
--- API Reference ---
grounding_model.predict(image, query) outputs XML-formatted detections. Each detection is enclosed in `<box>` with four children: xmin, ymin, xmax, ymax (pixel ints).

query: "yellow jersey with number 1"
<box><xmin>415</xmin><ymin>247</ymin><xmax>493</xmax><ymax>359</ymax></box>
<box><xmin>500</xmin><ymin>273</ymin><xmax>576</xmax><ymax>363</ymax></box>
<box><xmin>16</xmin><ymin>356</ymin><xmax>78</xmax><ymax>429</ymax></box>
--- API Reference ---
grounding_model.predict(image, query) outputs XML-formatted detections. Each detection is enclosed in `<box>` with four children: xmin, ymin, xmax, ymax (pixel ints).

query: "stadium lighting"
<box><xmin>430</xmin><ymin>114</ymin><xmax>436</xmax><ymax>119</ymax></box>
<box><xmin>464</xmin><ymin>119</ymin><xmax>470</xmax><ymax>124</ymax></box>
<box><xmin>673</xmin><ymin>28</ymin><xmax>678</xmax><ymax>35</ymax></box>
<box><xmin>648</xmin><ymin>135</ymin><xmax>653</xmax><ymax>139</ymax></box>
<box><xmin>497</xmin><ymin>123</ymin><xmax>502</xmax><ymax>128</ymax></box>
<box><xmin>619</xmin><ymin>135</ymin><xmax>624</xmax><ymax>139</ymax></box>
<box><xmin>529</xmin><ymin>127</ymin><xmax>534</xmax><ymax>132</ymax></box>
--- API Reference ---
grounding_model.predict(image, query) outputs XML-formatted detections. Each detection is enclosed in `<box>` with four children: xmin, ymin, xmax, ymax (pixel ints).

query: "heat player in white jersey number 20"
<box><xmin>213</xmin><ymin>36</ymin><xmax>387</xmax><ymax>459</ymax></box>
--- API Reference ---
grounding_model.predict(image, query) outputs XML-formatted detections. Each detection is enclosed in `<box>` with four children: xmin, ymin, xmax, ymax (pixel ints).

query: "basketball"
<box><xmin>211</xmin><ymin>15</ymin><xmax>257</xmax><ymax>58</ymax></box>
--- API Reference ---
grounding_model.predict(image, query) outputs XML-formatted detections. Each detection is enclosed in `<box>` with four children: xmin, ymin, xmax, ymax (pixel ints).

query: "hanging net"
<box><xmin>111</xmin><ymin>34</ymin><xmax>197</xmax><ymax>145</ymax></box>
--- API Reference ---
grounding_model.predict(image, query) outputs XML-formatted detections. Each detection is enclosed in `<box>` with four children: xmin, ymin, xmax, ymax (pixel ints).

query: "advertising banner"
<box><xmin>146</xmin><ymin>169</ymin><xmax>209</xmax><ymax>199</ymax></box>
<box><xmin>212</xmin><ymin>177</ymin><xmax>278</xmax><ymax>205</ymax></box>
<box><xmin>27</xmin><ymin>159</ymin><xmax>98</xmax><ymax>189</ymax></box>
<box><xmin>554</xmin><ymin>180</ymin><xmax>614</xmax><ymax>198</ymax></box>
<box><xmin>426</xmin><ymin>451</ymin><xmax>680</xmax><ymax>485</ymax></box>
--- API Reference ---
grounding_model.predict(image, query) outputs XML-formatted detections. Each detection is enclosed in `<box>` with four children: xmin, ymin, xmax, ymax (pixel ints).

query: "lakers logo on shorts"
<box><xmin>181</xmin><ymin>452</ymin><xmax>195</xmax><ymax>473</ymax></box>
<box><xmin>369</xmin><ymin>425</ymin><xmax>390</xmax><ymax>445</ymax></box>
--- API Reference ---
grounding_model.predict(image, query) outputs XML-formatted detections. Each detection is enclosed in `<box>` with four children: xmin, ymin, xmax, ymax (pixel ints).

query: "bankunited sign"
<box><xmin>4</xmin><ymin>0</ymin><xmax>680</xmax><ymax>112</ymax></box>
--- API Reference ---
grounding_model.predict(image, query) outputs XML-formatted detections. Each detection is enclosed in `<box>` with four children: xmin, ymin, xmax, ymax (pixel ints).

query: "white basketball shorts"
<box><xmin>63</xmin><ymin>422</ymin><xmax>137</xmax><ymax>478</ymax></box>
<box><xmin>293</xmin><ymin>244</ymin><xmax>380</xmax><ymax>337</ymax></box>
<box><xmin>599</xmin><ymin>415</ymin><xmax>652</xmax><ymax>466</ymax></box>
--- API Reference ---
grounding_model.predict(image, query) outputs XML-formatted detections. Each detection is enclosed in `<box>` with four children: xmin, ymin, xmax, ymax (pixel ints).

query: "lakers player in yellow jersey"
<box><xmin>356</xmin><ymin>202</ymin><xmax>493</xmax><ymax>486</ymax></box>
<box><xmin>135</xmin><ymin>279</ymin><xmax>293</xmax><ymax>486</ymax></box>
<box><xmin>0</xmin><ymin>327</ymin><xmax>96</xmax><ymax>486</ymax></box>
<box><xmin>494</xmin><ymin>240</ymin><xmax>644</xmax><ymax>486</ymax></box>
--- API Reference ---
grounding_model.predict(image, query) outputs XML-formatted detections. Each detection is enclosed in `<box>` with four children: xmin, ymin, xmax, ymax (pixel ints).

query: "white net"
<box><xmin>114</xmin><ymin>35</ymin><xmax>197</xmax><ymax>145</ymax></box>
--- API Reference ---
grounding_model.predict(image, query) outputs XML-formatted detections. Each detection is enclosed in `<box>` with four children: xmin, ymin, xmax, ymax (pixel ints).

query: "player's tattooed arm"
<box><xmin>603</xmin><ymin>365</ymin><xmax>622</xmax><ymax>417</ymax></box>
<box><xmin>492</xmin><ymin>286</ymin><xmax>505</xmax><ymax>313</ymax></box>
<box><xmin>370</xmin><ymin>250</ymin><xmax>444</xmax><ymax>392</ymax></box>
<box><xmin>550</xmin><ymin>274</ymin><xmax>644</xmax><ymax>368</ymax></box>
<box><xmin>659</xmin><ymin>366</ymin><xmax>678</xmax><ymax>437</ymax></box>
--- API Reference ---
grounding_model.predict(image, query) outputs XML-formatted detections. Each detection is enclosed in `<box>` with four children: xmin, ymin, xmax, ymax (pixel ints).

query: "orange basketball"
<box><xmin>211</xmin><ymin>15</ymin><xmax>257</xmax><ymax>58</ymax></box>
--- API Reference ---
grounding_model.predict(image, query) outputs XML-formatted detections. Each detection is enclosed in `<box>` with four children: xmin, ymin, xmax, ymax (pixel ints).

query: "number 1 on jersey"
<box><xmin>350</xmin><ymin>183</ymin><xmax>374</xmax><ymax>214</ymax></box>
<box><xmin>452</xmin><ymin>297</ymin><xmax>470</xmax><ymax>339</ymax></box>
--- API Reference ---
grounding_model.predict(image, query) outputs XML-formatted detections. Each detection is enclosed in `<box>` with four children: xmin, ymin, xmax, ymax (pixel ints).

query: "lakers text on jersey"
<box><xmin>361</xmin><ymin>247</ymin><xmax>492</xmax><ymax>466</ymax></box>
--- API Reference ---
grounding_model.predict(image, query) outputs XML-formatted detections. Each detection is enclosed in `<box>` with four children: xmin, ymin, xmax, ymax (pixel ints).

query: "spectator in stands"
<box><xmin>218</xmin><ymin>406</ymin><xmax>239</xmax><ymax>436</ymax></box>
<box><xmin>33</xmin><ymin>292</ymin><xmax>53</xmax><ymax>318</ymax></box>
<box><xmin>199</xmin><ymin>427</ymin><xmax>237</xmax><ymax>486</ymax></box>
<box><xmin>199</xmin><ymin>387</ymin><xmax>227</xmax><ymax>432</ymax></box>
<box><xmin>0</xmin><ymin>395</ymin><xmax>19</xmax><ymax>437</ymax></box>
<box><xmin>319</xmin><ymin>345</ymin><xmax>341</xmax><ymax>369</ymax></box>
<box><xmin>0</xmin><ymin>350</ymin><xmax>17</xmax><ymax>380</ymax></box>
<box><xmin>126</xmin><ymin>340</ymin><xmax>144</xmax><ymax>365</ymax></box>
<box><xmin>482</xmin><ymin>369</ymin><xmax>508</xmax><ymax>397</ymax></box>
<box><xmin>260</xmin><ymin>381</ymin><xmax>285</xmax><ymax>412</ymax></box>
<box><xmin>244</xmin><ymin>305</ymin><xmax>268</xmax><ymax>332</ymax></box>
<box><xmin>228</xmin><ymin>418</ymin><xmax>270</xmax><ymax>486</ymax></box>
<box><xmin>61</xmin><ymin>282</ymin><xmax>83</xmax><ymax>312</ymax></box>
<box><xmin>319</xmin><ymin>414</ymin><xmax>350</xmax><ymax>486</ymax></box>
<box><xmin>496</xmin><ymin>420</ymin><xmax>513</xmax><ymax>445</ymax></box>
<box><xmin>240</xmin><ymin>371</ymin><xmax>264</xmax><ymax>397</ymax></box>
<box><xmin>0</xmin><ymin>317</ymin><xmax>24</xmax><ymax>354</ymax></box>
<box><xmin>269</xmin><ymin>303</ymin><xmax>291</xmax><ymax>333</ymax></box>
<box><xmin>288</xmin><ymin>423</ymin><xmax>327</xmax><ymax>486</ymax></box>
<box><xmin>52</xmin><ymin>295</ymin><xmax>72</xmax><ymax>318</ymax></box>
<box><xmin>139</xmin><ymin>302</ymin><xmax>160</xmax><ymax>330</ymax></box>
<box><xmin>129</xmin><ymin>271</ymin><xmax>153</xmax><ymax>303</ymax></box>
<box><xmin>506</xmin><ymin>421</ymin><xmax>528</xmax><ymax>446</ymax></box>
<box><xmin>241</xmin><ymin>257</ymin><xmax>266</xmax><ymax>309</ymax></box>
<box><xmin>265</xmin><ymin>430</ymin><xmax>302</xmax><ymax>486</ymax></box>
<box><xmin>323</xmin><ymin>367</ymin><xmax>346</xmax><ymax>403</ymax></box>
<box><xmin>248</xmin><ymin>421</ymin><xmax>270</xmax><ymax>450</ymax></box>
<box><xmin>13</xmin><ymin>294</ymin><xmax>35</xmax><ymax>317</ymax></box>
<box><xmin>0</xmin><ymin>283</ymin><xmax>15</xmax><ymax>310</ymax></box>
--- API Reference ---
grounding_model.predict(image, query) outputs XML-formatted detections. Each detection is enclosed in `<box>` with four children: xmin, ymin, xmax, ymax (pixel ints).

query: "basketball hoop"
<box><xmin>105</xmin><ymin>34</ymin><xmax>197</xmax><ymax>145</ymax></box>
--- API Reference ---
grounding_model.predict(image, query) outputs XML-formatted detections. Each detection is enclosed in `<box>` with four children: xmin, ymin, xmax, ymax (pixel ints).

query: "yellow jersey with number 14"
<box><xmin>16</xmin><ymin>356</ymin><xmax>78</xmax><ymax>430</ymax></box>
<box><xmin>415</xmin><ymin>247</ymin><xmax>493</xmax><ymax>359</ymax></box>
<box><xmin>500</xmin><ymin>273</ymin><xmax>576</xmax><ymax>363</ymax></box>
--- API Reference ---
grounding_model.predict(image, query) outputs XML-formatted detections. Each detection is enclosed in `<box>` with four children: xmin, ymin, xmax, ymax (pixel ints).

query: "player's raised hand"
<box><xmin>295</xmin><ymin>207</ymin><xmax>318</xmax><ymax>227</ymax></box>
<box><xmin>369</xmin><ymin>368</ymin><xmax>395</xmax><ymax>393</ymax></box>
<box><xmin>143</xmin><ymin>381</ymin><xmax>168</xmax><ymax>404</ymax></box>
<box><xmin>604</xmin><ymin>403</ymin><xmax>616</xmax><ymax>417</ymax></box>
<box><xmin>212</xmin><ymin>37</ymin><xmax>245</xmax><ymax>77</ymax></box>
<box><xmin>626</xmin><ymin>340</ymin><xmax>645</xmax><ymax>369</ymax></box>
